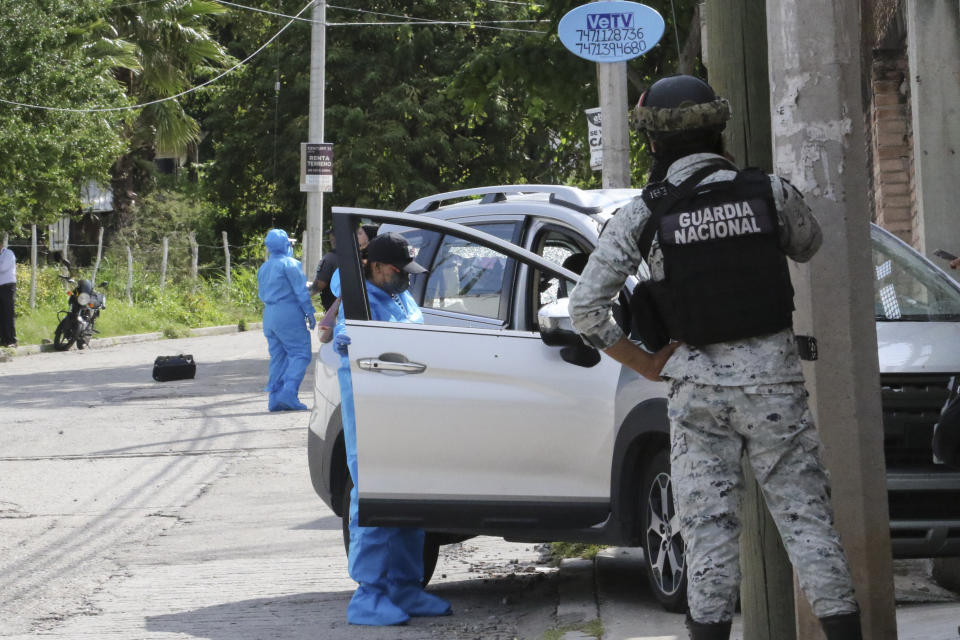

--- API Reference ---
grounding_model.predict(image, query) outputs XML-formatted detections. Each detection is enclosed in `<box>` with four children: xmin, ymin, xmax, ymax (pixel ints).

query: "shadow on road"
<box><xmin>145</xmin><ymin>572</ymin><xmax>556</xmax><ymax>640</ymax></box>
<box><xmin>292</xmin><ymin>515</ymin><xmax>342</xmax><ymax>531</ymax></box>
<box><xmin>0</xmin><ymin>357</ymin><xmax>275</xmax><ymax>409</ymax></box>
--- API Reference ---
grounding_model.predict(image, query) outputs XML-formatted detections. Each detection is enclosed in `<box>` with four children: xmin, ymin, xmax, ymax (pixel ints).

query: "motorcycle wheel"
<box><xmin>53</xmin><ymin>317</ymin><xmax>76</xmax><ymax>351</ymax></box>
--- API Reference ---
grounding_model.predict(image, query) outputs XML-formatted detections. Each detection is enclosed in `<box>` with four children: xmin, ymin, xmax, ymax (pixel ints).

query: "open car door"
<box><xmin>333</xmin><ymin>207</ymin><xmax>622</xmax><ymax>534</ymax></box>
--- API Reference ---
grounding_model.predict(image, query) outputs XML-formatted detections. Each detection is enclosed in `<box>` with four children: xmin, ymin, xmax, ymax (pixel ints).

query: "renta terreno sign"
<box><xmin>558</xmin><ymin>1</ymin><xmax>665</xmax><ymax>63</ymax></box>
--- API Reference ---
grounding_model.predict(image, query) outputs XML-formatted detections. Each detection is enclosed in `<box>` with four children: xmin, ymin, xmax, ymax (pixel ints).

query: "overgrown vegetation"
<box><xmin>13</xmin><ymin>260</ymin><xmax>263</xmax><ymax>347</ymax></box>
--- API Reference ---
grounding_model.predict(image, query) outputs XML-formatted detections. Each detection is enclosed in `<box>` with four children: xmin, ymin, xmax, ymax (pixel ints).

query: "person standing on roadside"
<box><xmin>568</xmin><ymin>75</ymin><xmax>861</xmax><ymax>640</ymax></box>
<box><xmin>332</xmin><ymin>232</ymin><xmax>451</xmax><ymax>626</ymax></box>
<box><xmin>257</xmin><ymin>229</ymin><xmax>315</xmax><ymax>412</ymax></box>
<box><xmin>0</xmin><ymin>243</ymin><xmax>17</xmax><ymax>348</ymax></box>
<box><xmin>310</xmin><ymin>230</ymin><xmax>339</xmax><ymax>311</ymax></box>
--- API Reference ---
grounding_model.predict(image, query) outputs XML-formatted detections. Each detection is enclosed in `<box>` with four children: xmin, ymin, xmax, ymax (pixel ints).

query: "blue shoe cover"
<box><xmin>388</xmin><ymin>583</ymin><xmax>452</xmax><ymax>617</ymax></box>
<box><xmin>275</xmin><ymin>390</ymin><xmax>308</xmax><ymax>411</ymax></box>
<box><xmin>347</xmin><ymin>585</ymin><xmax>410</xmax><ymax>626</ymax></box>
<box><xmin>268</xmin><ymin>393</ymin><xmax>284</xmax><ymax>412</ymax></box>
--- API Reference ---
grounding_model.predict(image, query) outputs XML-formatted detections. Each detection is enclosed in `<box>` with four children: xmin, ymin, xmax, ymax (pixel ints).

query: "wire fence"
<box><xmin>0</xmin><ymin>227</ymin><xmax>295</xmax><ymax>309</ymax></box>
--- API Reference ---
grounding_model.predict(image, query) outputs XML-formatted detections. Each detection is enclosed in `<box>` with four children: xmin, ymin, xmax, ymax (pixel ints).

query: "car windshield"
<box><xmin>872</xmin><ymin>225</ymin><xmax>960</xmax><ymax>321</ymax></box>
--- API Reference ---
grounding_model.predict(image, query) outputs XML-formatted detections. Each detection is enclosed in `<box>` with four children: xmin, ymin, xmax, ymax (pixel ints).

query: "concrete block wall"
<box><xmin>870</xmin><ymin>51</ymin><xmax>918</xmax><ymax>247</ymax></box>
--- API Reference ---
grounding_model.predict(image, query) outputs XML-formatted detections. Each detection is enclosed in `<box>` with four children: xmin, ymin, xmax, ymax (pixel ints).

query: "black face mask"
<box><xmin>381</xmin><ymin>270</ymin><xmax>410</xmax><ymax>295</ymax></box>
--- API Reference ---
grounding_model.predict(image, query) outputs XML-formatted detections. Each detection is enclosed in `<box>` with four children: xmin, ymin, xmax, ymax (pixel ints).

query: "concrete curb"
<box><xmin>0</xmin><ymin>322</ymin><xmax>264</xmax><ymax>362</ymax></box>
<box><xmin>556</xmin><ymin>557</ymin><xmax>600</xmax><ymax>627</ymax></box>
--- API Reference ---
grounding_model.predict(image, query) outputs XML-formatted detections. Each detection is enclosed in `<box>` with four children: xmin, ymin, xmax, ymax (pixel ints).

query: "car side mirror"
<box><xmin>538</xmin><ymin>299</ymin><xmax>601</xmax><ymax>368</ymax></box>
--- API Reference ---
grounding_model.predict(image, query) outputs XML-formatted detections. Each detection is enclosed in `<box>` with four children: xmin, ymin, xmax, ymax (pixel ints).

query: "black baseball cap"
<box><xmin>366</xmin><ymin>232</ymin><xmax>427</xmax><ymax>274</ymax></box>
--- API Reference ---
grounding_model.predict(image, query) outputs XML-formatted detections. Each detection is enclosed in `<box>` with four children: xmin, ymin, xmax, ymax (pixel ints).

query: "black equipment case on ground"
<box><xmin>152</xmin><ymin>354</ymin><xmax>197</xmax><ymax>382</ymax></box>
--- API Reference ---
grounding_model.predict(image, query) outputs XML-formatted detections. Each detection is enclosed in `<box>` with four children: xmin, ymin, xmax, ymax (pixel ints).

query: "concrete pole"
<box><xmin>305</xmin><ymin>0</ymin><xmax>326</xmax><ymax>277</ymax></box>
<box><xmin>904</xmin><ymin>1</ymin><xmax>960</xmax><ymax>263</ymax></box>
<box><xmin>91</xmin><ymin>227</ymin><xmax>104</xmax><ymax>284</ymax></box>
<box><xmin>702</xmin><ymin>2</ymin><xmax>795</xmax><ymax>638</ymax></box>
<box><xmin>597</xmin><ymin>62</ymin><xmax>631</xmax><ymax>188</ymax></box>
<box><xmin>593</xmin><ymin>0</ymin><xmax>630</xmax><ymax>188</ymax></box>
<box><xmin>766</xmin><ymin>2</ymin><xmax>898</xmax><ymax>639</ymax></box>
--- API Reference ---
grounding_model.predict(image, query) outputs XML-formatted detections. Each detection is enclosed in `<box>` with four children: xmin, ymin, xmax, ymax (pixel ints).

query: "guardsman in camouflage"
<box><xmin>569</xmin><ymin>75</ymin><xmax>862</xmax><ymax>640</ymax></box>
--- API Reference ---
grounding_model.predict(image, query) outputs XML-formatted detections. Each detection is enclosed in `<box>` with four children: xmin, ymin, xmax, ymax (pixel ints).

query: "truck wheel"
<box><xmin>640</xmin><ymin>449</ymin><xmax>687</xmax><ymax>612</ymax></box>
<box><xmin>340</xmin><ymin>474</ymin><xmax>439</xmax><ymax>586</ymax></box>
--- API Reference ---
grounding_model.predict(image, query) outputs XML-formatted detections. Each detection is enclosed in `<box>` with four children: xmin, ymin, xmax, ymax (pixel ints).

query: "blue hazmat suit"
<box><xmin>257</xmin><ymin>229</ymin><xmax>315</xmax><ymax>411</ymax></box>
<box><xmin>332</xmin><ymin>274</ymin><xmax>452</xmax><ymax>625</ymax></box>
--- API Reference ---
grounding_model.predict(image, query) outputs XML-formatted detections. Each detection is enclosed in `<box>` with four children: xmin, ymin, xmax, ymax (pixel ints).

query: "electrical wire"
<box><xmin>326</xmin><ymin>21</ymin><xmax>545</xmax><ymax>33</ymax></box>
<box><xmin>0</xmin><ymin>0</ymin><xmax>317</xmax><ymax>113</ymax></box>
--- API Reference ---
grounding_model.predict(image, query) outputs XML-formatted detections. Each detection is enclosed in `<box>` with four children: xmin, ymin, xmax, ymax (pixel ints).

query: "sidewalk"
<box><xmin>0</xmin><ymin>322</ymin><xmax>264</xmax><ymax>362</ymax></box>
<box><xmin>554</xmin><ymin>546</ymin><xmax>960</xmax><ymax>640</ymax></box>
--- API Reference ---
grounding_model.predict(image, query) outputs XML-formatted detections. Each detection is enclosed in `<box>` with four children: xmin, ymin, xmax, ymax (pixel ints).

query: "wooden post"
<box><xmin>62</xmin><ymin>218</ymin><xmax>70</xmax><ymax>265</ymax></box>
<box><xmin>126</xmin><ymin>245</ymin><xmax>134</xmax><ymax>304</ymax></box>
<box><xmin>160</xmin><ymin>236</ymin><xmax>169</xmax><ymax>291</ymax></box>
<box><xmin>29</xmin><ymin>225</ymin><xmax>37</xmax><ymax>309</ymax></box>
<box><xmin>222</xmin><ymin>231</ymin><xmax>231</xmax><ymax>286</ymax></box>
<box><xmin>702</xmin><ymin>2</ymin><xmax>795</xmax><ymax>638</ymax></box>
<box><xmin>189</xmin><ymin>231</ymin><xmax>199</xmax><ymax>284</ymax></box>
<box><xmin>91</xmin><ymin>227</ymin><xmax>104</xmax><ymax>284</ymax></box>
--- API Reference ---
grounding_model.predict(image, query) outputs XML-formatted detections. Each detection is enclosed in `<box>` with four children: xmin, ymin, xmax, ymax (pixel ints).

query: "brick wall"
<box><xmin>870</xmin><ymin>50</ymin><xmax>917</xmax><ymax>247</ymax></box>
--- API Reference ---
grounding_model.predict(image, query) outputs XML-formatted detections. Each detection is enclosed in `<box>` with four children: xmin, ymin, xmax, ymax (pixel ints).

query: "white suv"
<box><xmin>307</xmin><ymin>185</ymin><xmax>960</xmax><ymax>611</ymax></box>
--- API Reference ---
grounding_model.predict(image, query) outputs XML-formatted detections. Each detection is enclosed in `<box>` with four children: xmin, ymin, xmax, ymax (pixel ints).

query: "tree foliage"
<box><xmin>199</xmin><ymin>0</ymin><xmax>699</xmax><ymax>239</ymax></box>
<box><xmin>0</xmin><ymin>0</ymin><xmax>130</xmax><ymax>231</ymax></box>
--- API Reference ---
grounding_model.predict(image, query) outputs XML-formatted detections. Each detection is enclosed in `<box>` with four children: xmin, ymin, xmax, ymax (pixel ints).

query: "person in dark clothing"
<box><xmin>311</xmin><ymin>230</ymin><xmax>339</xmax><ymax>310</ymax></box>
<box><xmin>0</xmin><ymin>245</ymin><xmax>17</xmax><ymax>347</ymax></box>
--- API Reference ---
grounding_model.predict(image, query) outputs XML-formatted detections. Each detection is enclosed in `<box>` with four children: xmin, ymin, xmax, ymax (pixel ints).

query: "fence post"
<box><xmin>126</xmin><ymin>245</ymin><xmax>134</xmax><ymax>304</ymax></box>
<box><xmin>62</xmin><ymin>219</ymin><xmax>70</xmax><ymax>265</ymax></box>
<box><xmin>222</xmin><ymin>230</ymin><xmax>231</xmax><ymax>286</ymax></box>
<box><xmin>160</xmin><ymin>236</ymin><xmax>169</xmax><ymax>291</ymax></box>
<box><xmin>189</xmin><ymin>231</ymin><xmax>199</xmax><ymax>284</ymax></box>
<box><xmin>30</xmin><ymin>225</ymin><xmax>37</xmax><ymax>309</ymax></box>
<box><xmin>91</xmin><ymin>227</ymin><xmax>104</xmax><ymax>284</ymax></box>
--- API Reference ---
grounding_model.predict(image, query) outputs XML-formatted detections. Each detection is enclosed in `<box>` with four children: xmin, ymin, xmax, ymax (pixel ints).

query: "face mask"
<box><xmin>381</xmin><ymin>269</ymin><xmax>410</xmax><ymax>295</ymax></box>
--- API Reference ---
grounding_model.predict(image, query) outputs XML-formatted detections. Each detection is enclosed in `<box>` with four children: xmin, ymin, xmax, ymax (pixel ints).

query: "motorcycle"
<box><xmin>54</xmin><ymin>261</ymin><xmax>107</xmax><ymax>351</ymax></box>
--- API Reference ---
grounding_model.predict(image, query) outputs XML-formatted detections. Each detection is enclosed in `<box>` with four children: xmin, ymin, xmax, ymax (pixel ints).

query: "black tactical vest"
<box><xmin>639</xmin><ymin>167</ymin><xmax>794</xmax><ymax>347</ymax></box>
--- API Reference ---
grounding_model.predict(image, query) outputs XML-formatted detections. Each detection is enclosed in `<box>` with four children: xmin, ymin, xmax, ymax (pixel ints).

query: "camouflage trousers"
<box><xmin>667</xmin><ymin>380</ymin><xmax>858</xmax><ymax>624</ymax></box>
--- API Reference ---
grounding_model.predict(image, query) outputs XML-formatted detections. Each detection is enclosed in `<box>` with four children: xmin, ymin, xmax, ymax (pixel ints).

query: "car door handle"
<box><xmin>357</xmin><ymin>353</ymin><xmax>427</xmax><ymax>374</ymax></box>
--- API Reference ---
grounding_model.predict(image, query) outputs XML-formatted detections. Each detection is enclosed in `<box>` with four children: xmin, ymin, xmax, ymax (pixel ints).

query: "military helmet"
<box><xmin>633</xmin><ymin>75</ymin><xmax>731</xmax><ymax>135</ymax></box>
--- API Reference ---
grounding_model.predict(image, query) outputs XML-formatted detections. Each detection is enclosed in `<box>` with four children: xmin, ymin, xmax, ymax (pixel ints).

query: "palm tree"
<box><xmin>106</xmin><ymin>0</ymin><xmax>233</xmax><ymax>221</ymax></box>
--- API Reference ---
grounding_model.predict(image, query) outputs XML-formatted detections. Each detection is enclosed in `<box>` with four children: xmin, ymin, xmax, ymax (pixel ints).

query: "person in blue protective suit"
<box><xmin>332</xmin><ymin>232</ymin><xmax>452</xmax><ymax>626</ymax></box>
<box><xmin>257</xmin><ymin>229</ymin><xmax>316</xmax><ymax>412</ymax></box>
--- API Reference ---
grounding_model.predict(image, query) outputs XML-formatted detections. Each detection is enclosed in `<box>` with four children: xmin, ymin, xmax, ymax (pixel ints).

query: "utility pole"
<box><xmin>305</xmin><ymin>0</ymin><xmax>326</xmax><ymax>277</ymax></box>
<box><xmin>594</xmin><ymin>0</ymin><xmax>630</xmax><ymax>189</ymax></box>
<box><xmin>702</xmin><ymin>2</ymin><xmax>795</xmax><ymax>638</ymax></box>
<box><xmin>766</xmin><ymin>1</ymin><xmax>898</xmax><ymax>638</ymax></box>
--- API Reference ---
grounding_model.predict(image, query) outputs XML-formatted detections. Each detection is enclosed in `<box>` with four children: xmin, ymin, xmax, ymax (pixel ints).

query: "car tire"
<box><xmin>340</xmin><ymin>473</ymin><xmax>440</xmax><ymax>587</ymax></box>
<box><xmin>640</xmin><ymin>449</ymin><xmax>687</xmax><ymax>612</ymax></box>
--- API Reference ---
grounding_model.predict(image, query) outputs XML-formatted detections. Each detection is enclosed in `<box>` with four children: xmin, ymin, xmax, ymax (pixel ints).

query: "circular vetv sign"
<box><xmin>558</xmin><ymin>1</ymin><xmax>665</xmax><ymax>63</ymax></box>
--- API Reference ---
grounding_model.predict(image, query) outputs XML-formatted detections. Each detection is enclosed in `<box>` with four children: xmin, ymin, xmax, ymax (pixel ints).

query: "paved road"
<box><xmin>2</xmin><ymin>330</ymin><xmax>958</xmax><ymax>640</ymax></box>
<box><xmin>0</xmin><ymin>331</ymin><xmax>565</xmax><ymax>640</ymax></box>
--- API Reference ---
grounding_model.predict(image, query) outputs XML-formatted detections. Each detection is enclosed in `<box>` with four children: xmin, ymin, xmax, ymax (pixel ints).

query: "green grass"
<box><xmin>12</xmin><ymin>262</ymin><xmax>265</xmax><ymax>346</ymax></box>
<box><xmin>542</xmin><ymin>619</ymin><xmax>604</xmax><ymax>640</ymax></box>
<box><xmin>548</xmin><ymin>542</ymin><xmax>609</xmax><ymax>565</ymax></box>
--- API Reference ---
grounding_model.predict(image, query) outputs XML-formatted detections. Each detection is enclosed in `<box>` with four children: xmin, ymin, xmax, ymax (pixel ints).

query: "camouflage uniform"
<box><xmin>569</xmin><ymin>153</ymin><xmax>858</xmax><ymax>624</ymax></box>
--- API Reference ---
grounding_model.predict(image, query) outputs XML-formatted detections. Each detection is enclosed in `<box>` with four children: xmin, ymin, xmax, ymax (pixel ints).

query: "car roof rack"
<box><xmin>405</xmin><ymin>185</ymin><xmax>613</xmax><ymax>215</ymax></box>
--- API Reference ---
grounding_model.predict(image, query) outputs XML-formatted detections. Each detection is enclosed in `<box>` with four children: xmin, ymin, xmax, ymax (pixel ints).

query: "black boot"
<box><xmin>686</xmin><ymin>615</ymin><xmax>732</xmax><ymax>640</ymax></box>
<box><xmin>819</xmin><ymin>612</ymin><xmax>863</xmax><ymax>640</ymax></box>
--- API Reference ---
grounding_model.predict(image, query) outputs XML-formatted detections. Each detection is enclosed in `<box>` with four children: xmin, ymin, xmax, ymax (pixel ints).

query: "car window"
<box><xmin>424</xmin><ymin>223</ymin><xmax>517</xmax><ymax>320</ymax></box>
<box><xmin>534</xmin><ymin>229</ymin><xmax>588</xmax><ymax>309</ymax></box>
<box><xmin>872</xmin><ymin>226</ymin><xmax>960</xmax><ymax>321</ymax></box>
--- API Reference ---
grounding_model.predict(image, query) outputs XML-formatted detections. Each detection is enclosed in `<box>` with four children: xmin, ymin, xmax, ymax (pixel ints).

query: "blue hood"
<box><xmin>265</xmin><ymin>229</ymin><xmax>291</xmax><ymax>255</ymax></box>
